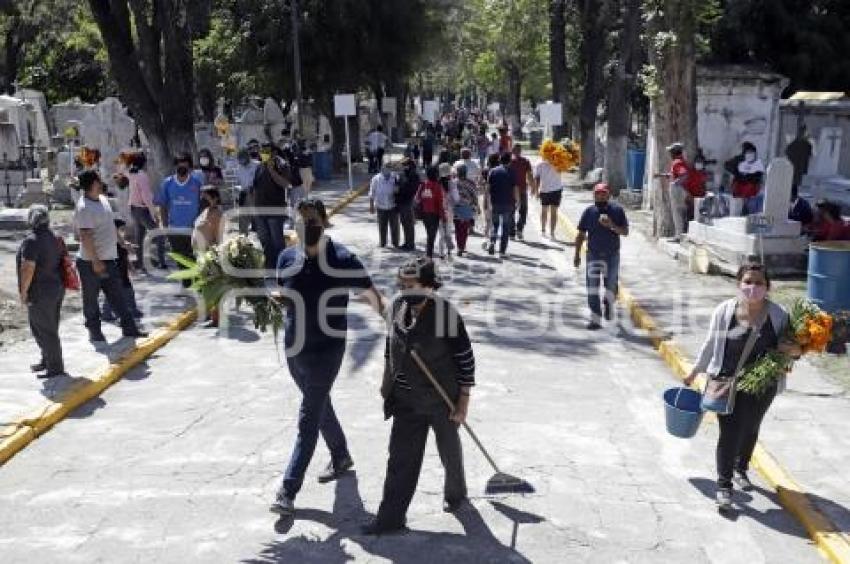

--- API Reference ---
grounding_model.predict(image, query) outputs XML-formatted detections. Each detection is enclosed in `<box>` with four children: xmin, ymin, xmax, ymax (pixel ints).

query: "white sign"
<box><xmin>423</xmin><ymin>100</ymin><xmax>439</xmax><ymax>124</ymax></box>
<box><xmin>382</xmin><ymin>97</ymin><xmax>397</xmax><ymax>115</ymax></box>
<box><xmin>487</xmin><ymin>102</ymin><xmax>501</xmax><ymax>113</ymax></box>
<box><xmin>538</xmin><ymin>102</ymin><xmax>563</xmax><ymax>127</ymax></box>
<box><xmin>334</xmin><ymin>94</ymin><xmax>356</xmax><ymax>117</ymax></box>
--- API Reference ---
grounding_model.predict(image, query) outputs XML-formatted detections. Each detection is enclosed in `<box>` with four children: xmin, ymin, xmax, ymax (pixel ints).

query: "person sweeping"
<box><xmin>362</xmin><ymin>257</ymin><xmax>475</xmax><ymax>535</ymax></box>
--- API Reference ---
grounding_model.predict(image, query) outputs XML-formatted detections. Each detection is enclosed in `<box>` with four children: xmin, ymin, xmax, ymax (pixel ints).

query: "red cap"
<box><xmin>593</xmin><ymin>183</ymin><xmax>610</xmax><ymax>194</ymax></box>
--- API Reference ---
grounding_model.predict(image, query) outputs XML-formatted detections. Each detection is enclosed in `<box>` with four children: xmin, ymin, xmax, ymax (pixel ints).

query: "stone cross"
<box><xmin>810</xmin><ymin>127</ymin><xmax>843</xmax><ymax>176</ymax></box>
<box><xmin>762</xmin><ymin>157</ymin><xmax>794</xmax><ymax>224</ymax></box>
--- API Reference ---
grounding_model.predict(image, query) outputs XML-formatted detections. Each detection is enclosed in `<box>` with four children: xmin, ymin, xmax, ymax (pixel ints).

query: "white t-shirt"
<box><xmin>453</xmin><ymin>158</ymin><xmax>481</xmax><ymax>182</ymax></box>
<box><xmin>74</xmin><ymin>194</ymin><xmax>118</xmax><ymax>261</ymax></box>
<box><xmin>367</xmin><ymin>131</ymin><xmax>388</xmax><ymax>150</ymax></box>
<box><xmin>369</xmin><ymin>173</ymin><xmax>397</xmax><ymax>210</ymax></box>
<box><xmin>534</xmin><ymin>161</ymin><xmax>563</xmax><ymax>193</ymax></box>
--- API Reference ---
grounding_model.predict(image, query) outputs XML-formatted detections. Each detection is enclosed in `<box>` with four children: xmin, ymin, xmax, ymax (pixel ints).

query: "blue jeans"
<box><xmin>586</xmin><ymin>252</ymin><xmax>620</xmax><ymax>318</ymax></box>
<box><xmin>77</xmin><ymin>258</ymin><xmax>136</xmax><ymax>333</ymax></box>
<box><xmin>490</xmin><ymin>205</ymin><xmax>514</xmax><ymax>253</ymax></box>
<box><xmin>283</xmin><ymin>343</ymin><xmax>350</xmax><ymax>499</ymax></box>
<box><xmin>254</xmin><ymin>215</ymin><xmax>287</xmax><ymax>270</ymax></box>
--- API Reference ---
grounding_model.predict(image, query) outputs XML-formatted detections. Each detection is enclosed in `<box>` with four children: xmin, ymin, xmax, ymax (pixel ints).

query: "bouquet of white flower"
<box><xmin>168</xmin><ymin>235</ymin><xmax>283</xmax><ymax>336</ymax></box>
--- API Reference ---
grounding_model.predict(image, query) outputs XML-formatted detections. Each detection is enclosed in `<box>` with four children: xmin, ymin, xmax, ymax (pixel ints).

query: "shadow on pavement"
<box><xmin>688</xmin><ymin>477</ymin><xmax>810</xmax><ymax>538</ymax></box>
<box><xmin>245</xmin><ymin>473</ymin><xmax>531</xmax><ymax>563</ymax></box>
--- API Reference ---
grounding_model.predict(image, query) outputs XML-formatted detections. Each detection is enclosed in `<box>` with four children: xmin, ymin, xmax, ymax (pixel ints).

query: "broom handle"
<box><xmin>410</xmin><ymin>350</ymin><xmax>502</xmax><ymax>474</ymax></box>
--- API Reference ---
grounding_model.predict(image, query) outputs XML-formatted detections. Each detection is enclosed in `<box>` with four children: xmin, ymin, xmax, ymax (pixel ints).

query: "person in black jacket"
<box><xmin>396</xmin><ymin>158</ymin><xmax>420</xmax><ymax>251</ymax></box>
<box><xmin>362</xmin><ymin>257</ymin><xmax>475</xmax><ymax>535</ymax></box>
<box><xmin>253</xmin><ymin>144</ymin><xmax>292</xmax><ymax>270</ymax></box>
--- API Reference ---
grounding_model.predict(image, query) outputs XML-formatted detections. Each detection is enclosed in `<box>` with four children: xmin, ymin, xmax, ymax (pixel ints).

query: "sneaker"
<box><xmin>517</xmin><ymin>232</ymin><xmax>524</xmax><ymax>241</ymax></box>
<box><xmin>586</xmin><ymin>321</ymin><xmax>602</xmax><ymax>331</ymax></box>
<box><xmin>132</xmin><ymin>310</ymin><xmax>144</xmax><ymax>320</ymax></box>
<box><xmin>30</xmin><ymin>361</ymin><xmax>46</xmax><ymax>373</ymax></box>
<box><xmin>269</xmin><ymin>494</ymin><xmax>295</xmax><ymax>517</ymax></box>
<box><xmin>317</xmin><ymin>456</ymin><xmax>354</xmax><ymax>484</ymax></box>
<box><xmin>487</xmin><ymin>244</ymin><xmax>495</xmax><ymax>256</ymax></box>
<box><xmin>603</xmin><ymin>302</ymin><xmax>612</xmax><ymax>321</ymax></box>
<box><xmin>716</xmin><ymin>488</ymin><xmax>733</xmax><ymax>512</ymax></box>
<box><xmin>122</xmin><ymin>328</ymin><xmax>149</xmax><ymax>339</ymax></box>
<box><xmin>37</xmin><ymin>370</ymin><xmax>67</xmax><ymax>379</ymax></box>
<box><xmin>734</xmin><ymin>472</ymin><xmax>754</xmax><ymax>492</ymax></box>
<box><xmin>360</xmin><ymin>519</ymin><xmax>406</xmax><ymax>536</ymax></box>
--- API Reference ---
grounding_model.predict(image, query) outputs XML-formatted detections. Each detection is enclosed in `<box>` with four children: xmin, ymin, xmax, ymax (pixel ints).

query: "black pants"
<box><xmin>77</xmin><ymin>258</ymin><xmax>136</xmax><ymax>334</ymax></box>
<box><xmin>130</xmin><ymin>206</ymin><xmax>164</xmax><ymax>268</ymax></box>
<box><xmin>716</xmin><ymin>386</ymin><xmax>777</xmax><ymax>489</ymax></box>
<box><xmin>512</xmin><ymin>190</ymin><xmax>528</xmax><ymax>236</ymax></box>
<box><xmin>421</xmin><ymin>213</ymin><xmax>440</xmax><ymax>258</ymax></box>
<box><xmin>375</xmin><ymin>395</ymin><xmax>467</xmax><ymax>528</ymax></box>
<box><xmin>423</xmin><ymin>148</ymin><xmax>433</xmax><ymax>167</ymax></box>
<box><xmin>368</xmin><ymin>148</ymin><xmax>386</xmax><ymax>173</ymax></box>
<box><xmin>377</xmin><ymin>208</ymin><xmax>400</xmax><ymax>247</ymax></box>
<box><xmin>168</xmin><ymin>234</ymin><xmax>194</xmax><ymax>288</ymax></box>
<box><xmin>28</xmin><ymin>290</ymin><xmax>64</xmax><ymax>372</ymax></box>
<box><xmin>398</xmin><ymin>203</ymin><xmax>415</xmax><ymax>249</ymax></box>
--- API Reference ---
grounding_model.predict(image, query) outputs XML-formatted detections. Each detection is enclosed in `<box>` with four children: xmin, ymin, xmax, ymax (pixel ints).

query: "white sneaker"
<box><xmin>716</xmin><ymin>488</ymin><xmax>733</xmax><ymax>512</ymax></box>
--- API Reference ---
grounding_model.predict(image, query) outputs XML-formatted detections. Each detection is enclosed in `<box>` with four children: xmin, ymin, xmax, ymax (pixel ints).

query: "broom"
<box><xmin>410</xmin><ymin>350</ymin><xmax>535</xmax><ymax>495</ymax></box>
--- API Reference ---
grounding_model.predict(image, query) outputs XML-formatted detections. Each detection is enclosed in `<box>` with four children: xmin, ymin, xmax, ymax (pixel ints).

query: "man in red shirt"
<box><xmin>508</xmin><ymin>144</ymin><xmax>533</xmax><ymax>240</ymax></box>
<box><xmin>498</xmin><ymin>126</ymin><xmax>513</xmax><ymax>154</ymax></box>
<box><xmin>655</xmin><ymin>142</ymin><xmax>690</xmax><ymax>240</ymax></box>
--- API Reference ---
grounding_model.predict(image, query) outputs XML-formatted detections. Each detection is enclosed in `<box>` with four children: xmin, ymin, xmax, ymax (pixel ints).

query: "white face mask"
<box><xmin>200</xmin><ymin>157</ymin><xmax>210</xmax><ymax>167</ymax></box>
<box><xmin>744</xmin><ymin>152</ymin><xmax>756</xmax><ymax>163</ymax></box>
<box><xmin>694</xmin><ymin>162</ymin><xmax>705</xmax><ymax>171</ymax></box>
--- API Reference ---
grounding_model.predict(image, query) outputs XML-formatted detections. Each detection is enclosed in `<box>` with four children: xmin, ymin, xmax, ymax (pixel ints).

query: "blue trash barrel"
<box><xmin>807</xmin><ymin>241</ymin><xmax>850</xmax><ymax>314</ymax></box>
<box><xmin>663</xmin><ymin>387</ymin><xmax>704</xmax><ymax>438</ymax></box>
<box><xmin>313</xmin><ymin>150</ymin><xmax>333</xmax><ymax>181</ymax></box>
<box><xmin>626</xmin><ymin>149</ymin><xmax>646</xmax><ymax>191</ymax></box>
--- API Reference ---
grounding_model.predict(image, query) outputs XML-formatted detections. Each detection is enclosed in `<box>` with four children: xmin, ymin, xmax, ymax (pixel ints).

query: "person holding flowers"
<box><xmin>535</xmin><ymin>140</ymin><xmax>577</xmax><ymax>239</ymax></box>
<box><xmin>684</xmin><ymin>263</ymin><xmax>806</xmax><ymax>513</ymax></box>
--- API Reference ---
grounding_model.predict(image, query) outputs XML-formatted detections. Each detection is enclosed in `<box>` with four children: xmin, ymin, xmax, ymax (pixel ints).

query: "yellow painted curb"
<box><xmin>0</xmin><ymin>183</ymin><xmax>368</xmax><ymax>468</ymax></box>
<box><xmin>557</xmin><ymin>206</ymin><xmax>850</xmax><ymax>563</ymax></box>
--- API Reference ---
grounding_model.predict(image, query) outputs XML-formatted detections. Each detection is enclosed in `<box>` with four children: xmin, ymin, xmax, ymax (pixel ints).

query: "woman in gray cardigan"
<box><xmin>684</xmin><ymin>263</ymin><xmax>800</xmax><ymax>512</ymax></box>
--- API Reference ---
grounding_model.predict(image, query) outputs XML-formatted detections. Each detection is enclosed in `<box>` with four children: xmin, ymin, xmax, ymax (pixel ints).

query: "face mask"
<box><xmin>740</xmin><ymin>283</ymin><xmax>767</xmax><ymax>302</ymax></box>
<box><xmin>238</xmin><ymin>158</ymin><xmax>249</xmax><ymax>167</ymax></box>
<box><xmin>694</xmin><ymin>162</ymin><xmax>705</xmax><ymax>171</ymax></box>
<box><xmin>199</xmin><ymin>198</ymin><xmax>210</xmax><ymax>211</ymax></box>
<box><xmin>595</xmin><ymin>201</ymin><xmax>608</xmax><ymax>210</ymax></box>
<box><xmin>260</xmin><ymin>152</ymin><xmax>271</xmax><ymax>164</ymax></box>
<box><xmin>382</xmin><ymin>171</ymin><xmax>391</xmax><ymax>180</ymax></box>
<box><xmin>745</xmin><ymin>152</ymin><xmax>756</xmax><ymax>163</ymax></box>
<box><xmin>200</xmin><ymin>157</ymin><xmax>210</xmax><ymax>167</ymax></box>
<box><xmin>176</xmin><ymin>165</ymin><xmax>189</xmax><ymax>177</ymax></box>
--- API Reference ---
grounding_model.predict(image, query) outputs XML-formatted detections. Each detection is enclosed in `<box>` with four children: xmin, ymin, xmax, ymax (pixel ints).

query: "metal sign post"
<box><xmin>334</xmin><ymin>94</ymin><xmax>357</xmax><ymax>192</ymax></box>
<box><xmin>748</xmin><ymin>214</ymin><xmax>775</xmax><ymax>263</ymax></box>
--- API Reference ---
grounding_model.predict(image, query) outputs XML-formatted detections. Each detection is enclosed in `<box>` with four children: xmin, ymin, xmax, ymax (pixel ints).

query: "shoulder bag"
<box><xmin>56</xmin><ymin>236</ymin><xmax>80</xmax><ymax>291</ymax></box>
<box><xmin>700</xmin><ymin>306</ymin><xmax>768</xmax><ymax>415</ymax></box>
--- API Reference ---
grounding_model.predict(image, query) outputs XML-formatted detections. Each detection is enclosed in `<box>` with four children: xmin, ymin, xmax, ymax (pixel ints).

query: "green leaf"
<box><xmin>168</xmin><ymin>252</ymin><xmax>198</xmax><ymax>270</ymax></box>
<box><xmin>166</xmin><ymin>267</ymin><xmax>201</xmax><ymax>281</ymax></box>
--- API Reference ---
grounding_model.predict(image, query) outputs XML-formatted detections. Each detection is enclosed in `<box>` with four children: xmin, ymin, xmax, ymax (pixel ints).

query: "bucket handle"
<box><xmin>673</xmin><ymin>387</ymin><xmax>683</xmax><ymax>409</ymax></box>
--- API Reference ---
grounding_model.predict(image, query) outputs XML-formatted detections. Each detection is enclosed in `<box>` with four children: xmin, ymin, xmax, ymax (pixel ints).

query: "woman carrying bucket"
<box><xmin>684</xmin><ymin>263</ymin><xmax>801</xmax><ymax>512</ymax></box>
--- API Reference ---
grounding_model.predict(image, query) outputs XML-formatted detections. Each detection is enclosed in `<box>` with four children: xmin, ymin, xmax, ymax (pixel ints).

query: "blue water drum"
<box><xmin>626</xmin><ymin>149</ymin><xmax>646</xmax><ymax>191</ymax></box>
<box><xmin>313</xmin><ymin>150</ymin><xmax>333</xmax><ymax>181</ymax></box>
<box><xmin>807</xmin><ymin>241</ymin><xmax>850</xmax><ymax>314</ymax></box>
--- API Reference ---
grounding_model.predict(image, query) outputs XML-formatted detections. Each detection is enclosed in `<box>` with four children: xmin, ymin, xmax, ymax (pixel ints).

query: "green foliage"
<box><xmin>707</xmin><ymin>0</ymin><xmax>850</xmax><ymax>92</ymax></box>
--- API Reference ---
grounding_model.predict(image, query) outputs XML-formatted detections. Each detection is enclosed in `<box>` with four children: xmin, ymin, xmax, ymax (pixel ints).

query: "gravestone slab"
<box><xmin>0</xmin><ymin>207</ymin><xmax>30</xmax><ymax>230</ymax></box>
<box><xmin>761</xmin><ymin>157</ymin><xmax>801</xmax><ymax>237</ymax></box>
<box><xmin>16</xmin><ymin>179</ymin><xmax>48</xmax><ymax>207</ymax></box>
<box><xmin>810</xmin><ymin>127</ymin><xmax>842</xmax><ymax>177</ymax></box>
<box><xmin>0</xmin><ymin>122</ymin><xmax>20</xmax><ymax>160</ymax></box>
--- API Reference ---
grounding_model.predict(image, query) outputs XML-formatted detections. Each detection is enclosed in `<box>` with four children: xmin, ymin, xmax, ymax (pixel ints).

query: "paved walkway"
<box><xmin>558</xmin><ymin>180</ymin><xmax>850</xmax><ymax>538</ymax></box>
<box><xmin>0</xmin><ymin>175</ymin><xmax>822</xmax><ymax>562</ymax></box>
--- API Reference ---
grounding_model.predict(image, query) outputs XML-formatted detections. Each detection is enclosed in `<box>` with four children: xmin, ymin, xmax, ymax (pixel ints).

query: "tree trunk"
<box><xmin>649</xmin><ymin>0</ymin><xmax>699</xmax><ymax>238</ymax></box>
<box><xmin>604</xmin><ymin>0</ymin><xmax>641</xmax><ymax>196</ymax></box>
<box><xmin>88</xmin><ymin>0</ymin><xmax>198</xmax><ymax>182</ymax></box>
<box><xmin>2</xmin><ymin>27</ymin><xmax>21</xmax><ymax>95</ymax></box>
<box><xmin>506</xmin><ymin>64</ymin><xmax>522</xmax><ymax>138</ymax></box>
<box><xmin>549</xmin><ymin>0</ymin><xmax>569</xmax><ymax>140</ymax></box>
<box><xmin>578</xmin><ymin>0</ymin><xmax>608</xmax><ymax>177</ymax></box>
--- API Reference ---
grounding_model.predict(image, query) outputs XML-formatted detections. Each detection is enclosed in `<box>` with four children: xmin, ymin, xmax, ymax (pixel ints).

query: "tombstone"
<box><xmin>51</xmin><ymin>100</ymin><xmax>96</xmax><ymax>137</ymax></box>
<box><xmin>16</xmin><ymin>178</ymin><xmax>48</xmax><ymax>207</ymax></box>
<box><xmin>687</xmin><ymin>156</ymin><xmax>806</xmax><ymax>273</ymax></box>
<box><xmin>14</xmin><ymin>88</ymin><xmax>52</xmax><ymax>147</ymax></box>
<box><xmin>0</xmin><ymin>208</ymin><xmax>30</xmax><ymax>230</ymax></box>
<box><xmin>235</xmin><ymin>105</ymin><xmax>267</xmax><ymax>148</ymax></box>
<box><xmin>0</xmin><ymin>95</ymin><xmax>37</xmax><ymax>149</ymax></box>
<box><xmin>80</xmin><ymin>98</ymin><xmax>136</xmax><ymax>181</ymax></box>
<box><xmin>0</xmin><ymin>122</ymin><xmax>21</xmax><ymax>162</ymax></box>
<box><xmin>809</xmin><ymin>127</ymin><xmax>842</xmax><ymax>177</ymax></box>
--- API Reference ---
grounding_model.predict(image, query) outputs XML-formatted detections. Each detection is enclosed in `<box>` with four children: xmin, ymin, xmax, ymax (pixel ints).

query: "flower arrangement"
<box><xmin>737</xmin><ymin>298</ymin><xmax>834</xmax><ymax>395</ymax></box>
<box><xmin>167</xmin><ymin>235</ymin><xmax>284</xmax><ymax>335</ymax></box>
<box><xmin>540</xmin><ymin>139</ymin><xmax>581</xmax><ymax>173</ymax></box>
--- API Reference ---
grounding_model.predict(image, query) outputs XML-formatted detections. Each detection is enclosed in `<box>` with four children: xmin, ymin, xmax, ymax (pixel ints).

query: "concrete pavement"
<box><xmin>0</xmin><ymin>176</ymin><xmax>822</xmax><ymax>562</ymax></box>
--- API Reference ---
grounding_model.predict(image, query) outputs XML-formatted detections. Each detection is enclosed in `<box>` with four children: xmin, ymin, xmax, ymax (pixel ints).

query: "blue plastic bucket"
<box><xmin>313</xmin><ymin>150</ymin><xmax>333</xmax><ymax>181</ymax></box>
<box><xmin>807</xmin><ymin>241</ymin><xmax>850</xmax><ymax>314</ymax></box>
<box><xmin>663</xmin><ymin>387</ymin><xmax>704</xmax><ymax>438</ymax></box>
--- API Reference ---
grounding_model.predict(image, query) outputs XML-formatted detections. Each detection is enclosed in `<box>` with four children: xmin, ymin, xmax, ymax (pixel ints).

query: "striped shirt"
<box><xmin>386</xmin><ymin>297</ymin><xmax>476</xmax><ymax>390</ymax></box>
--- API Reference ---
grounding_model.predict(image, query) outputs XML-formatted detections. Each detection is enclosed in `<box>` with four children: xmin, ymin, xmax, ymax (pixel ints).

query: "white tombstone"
<box><xmin>761</xmin><ymin>157</ymin><xmax>799</xmax><ymax>235</ymax></box>
<box><xmin>14</xmin><ymin>89</ymin><xmax>52</xmax><ymax>147</ymax></box>
<box><xmin>809</xmin><ymin>126</ymin><xmax>842</xmax><ymax>177</ymax></box>
<box><xmin>0</xmin><ymin>122</ymin><xmax>21</xmax><ymax>160</ymax></box>
<box><xmin>235</xmin><ymin>105</ymin><xmax>267</xmax><ymax>148</ymax></box>
<box><xmin>0</xmin><ymin>208</ymin><xmax>30</xmax><ymax>229</ymax></box>
<box><xmin>263</xmin><ymin>98</ymin><xmax>286</xmax><ymax>126</ymax></box>
<box><xmin>51</xmin><ymin>100</ymin><xmax>96</xmax><ymax>137</ymax></box>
